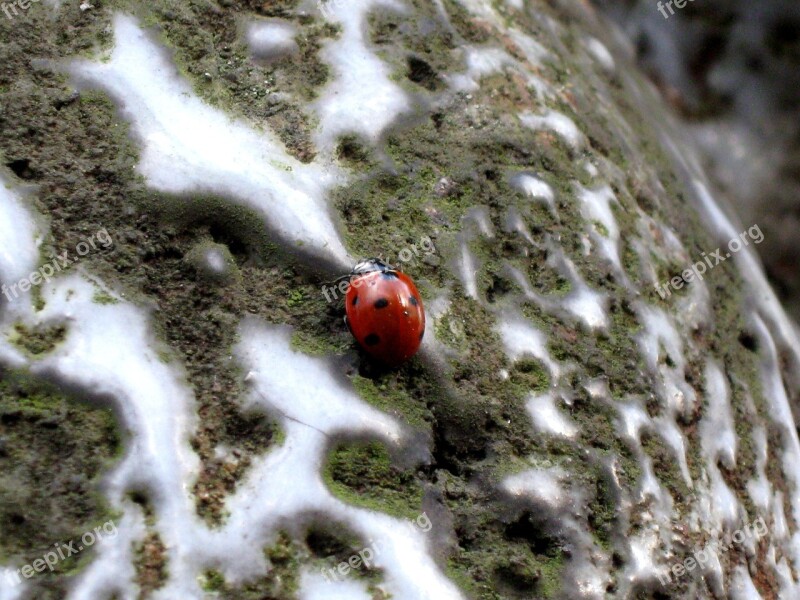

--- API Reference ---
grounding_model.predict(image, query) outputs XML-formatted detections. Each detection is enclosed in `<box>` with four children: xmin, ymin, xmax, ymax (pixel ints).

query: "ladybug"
<box><xmin>344</xmin><ymin>258</ymin><xmax>425</xmax><ymax>365</ymax></box>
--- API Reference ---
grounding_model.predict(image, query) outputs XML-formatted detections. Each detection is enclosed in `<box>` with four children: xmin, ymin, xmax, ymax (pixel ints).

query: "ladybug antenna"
<box><xmin>368</xmin><ymin>257</ymin><xmax>397</xmax><ymax>271</ymax></box>
<box><xmin>322</xmin><ymin>272</ymin><xmax>351</xmax><ymax>289</ymax></box>
<box><xmin>347</xmin><ymin>258</ymin><xmax>399</xmax><ymax>280</ymax></box>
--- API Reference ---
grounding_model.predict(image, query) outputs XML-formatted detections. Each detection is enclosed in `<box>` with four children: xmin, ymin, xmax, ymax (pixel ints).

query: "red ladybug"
<box><xmin>344</xmin><ymin>259</ymin><xmax>425</xmax><ymax>365</ymax></box>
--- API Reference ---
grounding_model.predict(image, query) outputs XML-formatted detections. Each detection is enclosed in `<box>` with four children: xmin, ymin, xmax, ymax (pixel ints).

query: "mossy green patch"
<box><xmin>287</xmin><ymin>288</ymin><xmax>306</xmax><ymax>307</ymax></box>
<box><xmin>440</xmin><ymin>0</ymin><xmax>493</xmax><ymax>44</ymax></box>
<box><xmin>443</xmin><ymin>491</ymin><xmax>566</xmax><ymax>600</ymax></box>
<box><xmin>290</xmin><ymin>329</ymin><xmax>344</xmax><ymax>357</ymax></box>
<box><xmin>335</xmin><ymin>134</ymin><xmax>373</xmax><ymax>168</ymax></box>
<box><xmin>433</xmin><ymin>309</ymin><xmax>468</xmax><ymax>351</ymax></box>
<box><xmin>351</xmin><ymin>373</ymin><xmax>432</xmax><ymax>429</ymax></box>
<box><xmin>368</xmin><ymin>0</ymin><xmax>463</xmax><ymax>93</ymax></box>
<box><xmin>324</xmin><ymin>440</ymin><xmax>423</xmax><ymax>519</ymax></box>
<box><xmin>0</xmin><ymin>370</ymin><xmax>120</xmax><ymax>591</ymax></box>
<box><xmin>92</xmin><ymin>290</ymin><xmax>119</xmax><ymax>305</ymax></box>
<box><xmin>641</xmin><ymin>430</ymin><xmax>690</xmax><ymax>503</ymax></box>
<box><xmin>305</xmin><ymin>521</ymin><xmax>389</xmax><ymax>591</ymax></box>
<box><xmin>208</xmin><ymin>532</ymin><xmax>305</xmax><ymax>599</ymax></box>
<box><xmin>508</xmin><ymin>357</ymin><xmax>550</xmax><ymax>394</ymax></box>
<box><xmin>201</xmin><ymin>569</ymin><xmax>226</xmax><ymax>591</ymax></box>
<box><xmin>10</xmin><ymin>323</ymin><xmax>67</xmax><ymax>356</ymax></box>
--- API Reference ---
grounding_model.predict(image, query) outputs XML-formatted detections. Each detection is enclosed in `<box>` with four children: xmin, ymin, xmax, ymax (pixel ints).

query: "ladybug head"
<box><xmin>351</xmin><ymin>258</ymin><xmax>397</xmax><ymax>276</ymax></box>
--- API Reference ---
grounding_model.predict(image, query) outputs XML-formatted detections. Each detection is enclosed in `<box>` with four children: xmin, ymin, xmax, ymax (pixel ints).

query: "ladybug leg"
<box><xmin>344</xmin><ymin>314</ymin><xmax>353</xmax><ymax>334</ymax></box>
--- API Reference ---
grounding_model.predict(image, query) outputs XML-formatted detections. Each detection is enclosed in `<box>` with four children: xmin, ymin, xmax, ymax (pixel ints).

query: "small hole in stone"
<box><xmin>406</xmin><ymin>56</ymin><xmax>440</xmax><ymax>91</ymax></box>
<box><xmin>6</xmin><ymin>159</ymin><xmax>35</xmax><ymax>180</ymax></box>
<box><xmin>738</xmin><ymin>331</ymin><xmax>758</xmax><ymax>352</ymax></box>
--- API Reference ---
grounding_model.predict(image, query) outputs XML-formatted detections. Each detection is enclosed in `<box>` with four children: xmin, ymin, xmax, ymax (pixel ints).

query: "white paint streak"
<box><xmin>520</xmin><ymin>110</ymin><xmax>585</xmax><ymax>151</ymax></box>
<box><xmin>312</xmin><ymin>0</ymin><xmax>410</xmax><ymax>151</ymax></box>
<box><xmin>65</xmin><ymin>14</ymin><xmax>350</xmax><ymax>266</ymax></box>
<box><xmin>245</xmin><ymin>20</ymin><xmax>298</xmax><ymax>60</ymax></box>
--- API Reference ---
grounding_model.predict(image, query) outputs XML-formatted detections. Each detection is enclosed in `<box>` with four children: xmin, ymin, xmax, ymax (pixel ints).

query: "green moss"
<box><xmin>554</xmin><ymin>276</ymin><xmax>572</xmax><ymax>295</ymax></box>
<box><xmin>201</xmin><ymin>569</ymin><xmax>226</xmax><ymax>591</ymax></box>
<box><xmin>351</xmin><ymin>374</ymin><xmax>431</xmax><ymax>429</ymax></box>
<box><xmin>621</xmin><ymin>238</ymin><xmax>641</xmax><ymax>281</ymax></box>
<box><xmin>524</xmin><ymin>298</ymin><xmax>648</xmax><ymax>400</ymax></box>
<box><xmin>207</xmin><ymin>532</ymin><xmax>305</xmax><ymax>599</ymax></box>
<box><xmin>368</xmin><ymin>0</ymin><xmax>462</xmax><ymax>94</ymax></box>
<box><xmin>31</xmin><ymin>286</ymin><xmax>46</xmax><ymax>312</ymax></box>
<box><xmin>440</xmin><ymin>0</ymin><xmax>492</xmax><ymax>43</ymax></box>
<box><xmin>587</xmin><ymin>470</ymin><xmax>616</xmax><ymax>549</ymax></box>
<box><xmin>0</xmin><ymin>371</ymin><xmax>120</xmax><ymax>585</ymax></box>
<box><xmin>641</xmin><ymin>431</ymin><xmax>690</xmax><ymax>503</ymax></box>
<box><xmin>263</xmin><ymin>533</ymin><xmax>301</xmax><ymax>594</ymax></box>
<box><xmin>324</xmin><ymin>441</ymin><xmax>423</xmax><ymax>519</ymax></box>
<box><xmin>287</xmin><ymin>289</ymin><xmax>306</xmax><ymax>307</ymax></box>
<box><xmin>534</xmin><ymin>553</ymin><xmax>565</xmax><ymax>598</ymax></box>
<box><xmin>443</xmin><ymin>500</ymin><xmax>566</xmax><ymax>600</ymax></box>
<box><xmin>433</xmin><ymin>310</ymin><xmax>468</xmax><ymax>351</ymax></box>
<box><xmin>92</xmin><ymin>290</ymin><xmax>119</xmax><ymax>305</ymax></box>
<box><xmin>10</xmin><ymin>323</ymin><xmax>67</xmax><ymax>356</ymax></box>
<box><xmin>335</xmin><ymin>135</ymin><xmax>373</xmax><ymax>167</ymax></box>
<box><xmin>592</xmin><ymin>220</ymin><xmax>609</xmax><ymax>237</ymax></box>
<box><xmin>77</xmin><ymin>90</ymin><xmax>115</xmax><ymax>108</ymax></box>
<box><xmin>305</xmin><ymin>522</ymin><xmax>390</xmax><ymax>592</ymax></box>
<box><xmin>290</xmin><ymin>330</ymin><xmax>343</xmax><ymax>356</ymax></box>
<box><xmin>508</xmin><ymin>358</ymin><xmax>550</xmax><ymax>394</ymax></box>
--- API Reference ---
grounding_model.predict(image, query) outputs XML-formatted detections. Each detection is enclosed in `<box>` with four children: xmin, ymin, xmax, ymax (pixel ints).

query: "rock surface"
<box><xmin>593</xmin><ymin>0</ymin><xmax>800</xmax><ymax>322</ymax></box>
<box><xmin>0</xmin><ymin>1</ymin><xmax>799</xmax><ymax>599</ymax></box>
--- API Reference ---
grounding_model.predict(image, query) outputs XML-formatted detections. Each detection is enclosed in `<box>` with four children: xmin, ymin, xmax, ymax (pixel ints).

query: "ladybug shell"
<box><xmin>345</xmin><ymin>270</ymin><xmax>425</xmax><ymax>365</ymax></box>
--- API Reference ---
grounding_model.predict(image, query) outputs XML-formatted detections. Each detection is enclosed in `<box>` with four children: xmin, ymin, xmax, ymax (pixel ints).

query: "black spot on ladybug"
<box><xmin>351</xmin><ymin>295</ymin><xmax>359</xmax><ymax>306</ymax></box>
<box><xmin>381</xmin><ymin>272</ymin><xmax>399</xmax><ymax>280</ymax></box>
<box><xmin>364</xmin><ymin>333</ymin><xmax>380</xmax><ymax>346</ymax></box>
<box><xmin>409</xmin><ymin>296</ymin><xmax>419</xmax><ymax>306</ymax></box>
<box><xmin>374</xmin><ymin>298</ymin><xmax>389</xmax><ymax>309</ymax></box>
